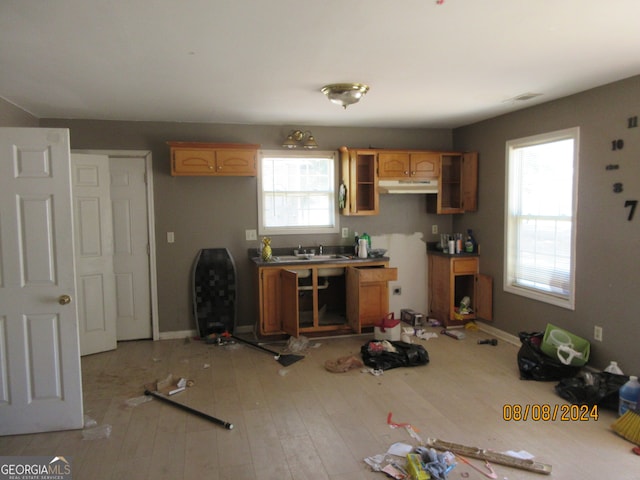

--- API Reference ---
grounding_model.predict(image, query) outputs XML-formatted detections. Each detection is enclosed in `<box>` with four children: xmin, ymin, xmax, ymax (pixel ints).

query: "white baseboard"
<box><xmin>158</xmin><ymin>329</ymin><xmax>197</xmax><ymax>340</ymax></box>
<box><xmin>475</xmin><ymin>322</ymin><xmax>520</xmax><ymax>346</ymax></box>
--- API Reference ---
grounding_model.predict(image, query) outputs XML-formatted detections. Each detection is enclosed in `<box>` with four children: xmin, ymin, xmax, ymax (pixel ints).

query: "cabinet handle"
<box><xmin>411</xmin><ymin>171</ymin><xmax>416</xmax><ymax>176</ymax></box>
<box><xmin>404</xmin><ymin>171</ymin><xmax>409</xmax><ymax>175</ymax></box>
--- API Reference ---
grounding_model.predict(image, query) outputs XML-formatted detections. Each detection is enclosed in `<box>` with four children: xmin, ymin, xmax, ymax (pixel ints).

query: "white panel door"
<box><xmin>0</xmin><ymin>128</ymin><xmax>84</xmax><ymax>435</ymax></box>
<box><xmin>110</xmin><ymin>157</ymin><xmax>152</xmax><ymax>340</ymax></box>
<box><xmin>72</xmin><ymin>153</ymin><xmax>117</xmax><ymax>356</ymax></box>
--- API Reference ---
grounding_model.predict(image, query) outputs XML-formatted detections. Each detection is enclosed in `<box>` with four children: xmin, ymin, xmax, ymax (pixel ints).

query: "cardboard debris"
<box><xmin>146</xmin><ymin>374</ymin><xmax>189</xmax><ymax>396</ymax></box>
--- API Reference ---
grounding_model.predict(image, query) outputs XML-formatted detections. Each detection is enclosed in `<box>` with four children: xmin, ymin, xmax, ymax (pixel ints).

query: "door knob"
<box><xmin>58</xmin><ymin>294</ymin><xmax>72</xmax><ymax>305</ymax></box>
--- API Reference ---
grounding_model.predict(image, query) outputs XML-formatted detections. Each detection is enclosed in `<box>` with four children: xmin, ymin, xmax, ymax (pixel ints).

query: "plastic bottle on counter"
<box><xmin>354</xmin><ymin>232</ymin><xmax>359</xmax><ymax>256</ymax></box>
<box><xmin>604</xmin><ymin>361</ymin><xmax>624</xmax><ymax>374</ymax></box>
<box><xmin>361</xmin><ymin>232</ymin><xmax>371</xmax><ymax>250</ymax></box>
<box><xmin>619</xmin><ymin>375</ymin><xmax>640</xmax><ymax>416</ymax></box>
<box><xmin>465</xmin><ymin>229</ymin><xmax>477</xmax><ymax>253</ymax></box>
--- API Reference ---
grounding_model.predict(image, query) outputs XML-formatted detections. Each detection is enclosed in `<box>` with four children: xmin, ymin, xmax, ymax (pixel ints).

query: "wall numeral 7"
<box><xmin>625</xmin><ymin>200</ymin><xmax>637</xmax><ymax>221</ymax></box>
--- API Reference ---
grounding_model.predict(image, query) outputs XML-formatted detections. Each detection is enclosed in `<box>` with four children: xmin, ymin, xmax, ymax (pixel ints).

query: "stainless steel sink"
<box><xmin>272</xmin><ymin>254</ymin><xmax>348</xmax><ymax>262</ymax></box>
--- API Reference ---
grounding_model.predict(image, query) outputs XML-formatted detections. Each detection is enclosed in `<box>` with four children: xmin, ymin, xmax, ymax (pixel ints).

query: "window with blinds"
<box><xmin>504</xmin><ymin>127</ymin><xmax>579</xmax><ymax>309</ymax></box>
<box><xmin>258</xmin><ymin>150</ymin><xmax>339</xmax><ymax>235</ymax></box>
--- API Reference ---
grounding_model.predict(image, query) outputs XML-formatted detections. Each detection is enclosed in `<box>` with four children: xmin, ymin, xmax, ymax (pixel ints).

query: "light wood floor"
<box><xmin>1</xmin><ymin>328</ymin><xmax>636</xmax><ymax>479</ymax></box>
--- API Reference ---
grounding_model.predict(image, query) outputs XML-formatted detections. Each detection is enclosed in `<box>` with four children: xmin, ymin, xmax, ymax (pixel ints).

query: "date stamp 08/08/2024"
<box><xmin>502</xmin><ymin>403</ymin><xmax>599</xmax><ymax>422</ymax></box>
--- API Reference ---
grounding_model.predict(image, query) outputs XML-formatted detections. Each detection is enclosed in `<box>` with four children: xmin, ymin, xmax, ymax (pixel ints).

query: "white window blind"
<box><xmin>258</xmin><ymin>150</ymin><xmax>338</xmax><ymax>235</ymax></box>
<box><xmin>504</xmin><ymin>128</ymin><xmax>579</xmax><ymax>309</ymax></box>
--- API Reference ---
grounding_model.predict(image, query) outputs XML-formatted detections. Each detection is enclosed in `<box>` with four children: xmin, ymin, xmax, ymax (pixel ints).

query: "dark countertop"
<box><xmin>250</xmin><ymin>255</ymin><xmax>390</xmax><ymax>267</ymax></box>
<box><xmin>427</xmin><ymin>250</ymin><xmax>479</xmax><ymax>258</ymax></box>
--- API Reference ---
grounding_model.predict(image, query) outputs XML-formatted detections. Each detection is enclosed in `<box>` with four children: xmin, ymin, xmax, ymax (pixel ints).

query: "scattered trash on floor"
<box><xmin>287</xmin><ymin>335</ymin><xmax>310</xmax><ymax>353</ymax></box>
<box><xmin>441</xmin><ymin>329</ymin><xmax>465</xmax><ymax>340</ymax></box>
<box><xmin>144</xmin><ymin>373</ymin><xmax>193</xmax><ymax>396</ymax></box>
<box><xmin>361</xmin><ymin>367</ymin><xmax>384</xmax><ymax>376</ymax></box>
<box><xmin>83</xmin><ymin>415</ymin><xmax>97</xmax><ymax>428</ymax></box>
<box><xmin>477</xmin><ymin>338</ymin><xmax>498</xmax><ymax>346</ymax></box>
<box><xmin>365</xmin><ymin>413</ymin><xmax>552</xmax><ymax>478</ymax></box>
<box><xmin>464</xmin><ymin>321</ymin><xmax>478</xmax><ymax>331</ymax></box>
<box><xmin>324</xmin><ymin>355</ymin><xmax>364</xmax><ymax>373</ymax></box>
<box><xmin>124</xmin><ymin>395</ymin><xmax>154</xmax><ymax>407</ymax></box>
<box><xmin>415</xmin><ymin>329</ymin><xmax>438</xmax><ymax>341</ymax></box>
<box><xmin>82</xmin><ymin>423</ymin><xmax>112</xmax><ymax>440</ymax></box>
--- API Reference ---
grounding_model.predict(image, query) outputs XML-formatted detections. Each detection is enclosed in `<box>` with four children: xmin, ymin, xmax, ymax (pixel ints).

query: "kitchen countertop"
<box><xmin>427</xmin><ymin>250</ymin><xmax>479</xmax><ymax>258</ymax></box>
<box><xmin>250</xmin><ymin>255</ymin><xmax>390</xmax><ymax>267</ymax></box>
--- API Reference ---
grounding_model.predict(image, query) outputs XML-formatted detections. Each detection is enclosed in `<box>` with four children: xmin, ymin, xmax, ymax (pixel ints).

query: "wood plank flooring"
<box><xmin>1</xmin><ymin>328</ymin><xmax>637</xmax><ymax>479</ymax></box>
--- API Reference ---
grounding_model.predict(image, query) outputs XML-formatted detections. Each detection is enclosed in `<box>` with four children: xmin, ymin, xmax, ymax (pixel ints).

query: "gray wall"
<box><xmin>453</xmin><ymin>75</ymin><xmax>640</xmax><ymax>372</ymax></box>
<box><xmin>0</xmin><ymin>97</ymin><xmax>38</xmax><ymax>126</ymax></box>
<box><xmin>31</xmin><ymin>120</ymin><xmax>452</xmax><ymax>336</ymax></box>
<box><xmin>2</xmin><ymin>75</ymin><xmax>638</xmax><ymax>372</ymax></box>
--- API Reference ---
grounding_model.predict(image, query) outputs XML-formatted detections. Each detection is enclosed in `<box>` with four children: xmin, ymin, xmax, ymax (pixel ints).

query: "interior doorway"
<box><xmin>74</xmin><ymin>149</ymin><xmax>159</xmax><ymax>354</ymax></box>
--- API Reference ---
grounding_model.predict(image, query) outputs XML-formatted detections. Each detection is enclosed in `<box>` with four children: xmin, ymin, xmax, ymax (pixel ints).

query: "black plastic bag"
<box><xmin>517</xmin><ymin>332</ymin><xmax>581</xmax><ymax>381</ymax></box>
<box><xmin>555</xmin><ymin>371</ymin><xmax>629</xmax><ymax>410</ymax></box>
<box><xmin>361</xmin><ymin>340</ymin><xmax>429</xmax><ymax>371</ymax></box>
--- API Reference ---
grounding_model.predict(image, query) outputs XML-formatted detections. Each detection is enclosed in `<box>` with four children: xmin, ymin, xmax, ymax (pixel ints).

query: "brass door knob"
<box><xmin>58</xmin><ymin>294</ymin><xmax>72</xmax><ymax>305</ymax></box>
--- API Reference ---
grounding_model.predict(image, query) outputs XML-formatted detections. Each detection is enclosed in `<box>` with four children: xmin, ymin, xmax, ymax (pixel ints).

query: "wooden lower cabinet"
<box><xmin>346</xmin><ymin>265</ymin><xmax>398</xmax><ymax>331</ymax></box>
<box><xmin>257</xmin><ymin>261</ymin><xmax>397</xmax><ymax>337</ymax></box>
<box><xmin>427</xmin><ymin>253</ymin><xmax>492</xmax><ymax>327</ymax></box>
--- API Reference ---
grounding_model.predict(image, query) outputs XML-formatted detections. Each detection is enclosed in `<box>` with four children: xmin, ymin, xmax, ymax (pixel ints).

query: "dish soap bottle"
<box><xmin>465</xmin><ymin>229</ymin><xmax>476</xmax><ymax>253</ymax></box>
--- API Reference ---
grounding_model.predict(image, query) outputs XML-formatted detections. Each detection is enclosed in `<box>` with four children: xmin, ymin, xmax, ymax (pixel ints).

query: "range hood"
<box><xmin>378</xmin><ymin>179</ymin><xmax>439</xmax><ymax>194</ymax></box>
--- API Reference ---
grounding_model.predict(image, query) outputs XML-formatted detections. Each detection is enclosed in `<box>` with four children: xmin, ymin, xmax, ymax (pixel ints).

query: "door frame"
<box><xmin>73</xmin><ymin>149</ymin><xmax>159</xmax><ymax>340</ymax></box>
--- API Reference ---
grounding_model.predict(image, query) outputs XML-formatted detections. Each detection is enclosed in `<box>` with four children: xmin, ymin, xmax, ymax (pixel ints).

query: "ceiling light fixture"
<box><xmin>282</xmin><ymin>129</ymin><xmax>318</xmax><ymax>149</ymax></box>
<box><xmin>321</xmin><ymin>83</ymin><xmax>370</xmax><ymax>109</ymax></box>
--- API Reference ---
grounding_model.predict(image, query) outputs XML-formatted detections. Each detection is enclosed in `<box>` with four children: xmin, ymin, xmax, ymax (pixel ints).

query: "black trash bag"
<box><xmin>555</xmin><ymin>371</ymin><xmax>629</xmax><ymax>410</ymax></box>
<box><xmin>517</xmin><ymin>332</ymin><xmax>581</xmax><ymax>381</ymax></box>
<box><xmin>361</xmin><ymin>340</ymin><xmax>429</xmax><ymax>371</ymax></box>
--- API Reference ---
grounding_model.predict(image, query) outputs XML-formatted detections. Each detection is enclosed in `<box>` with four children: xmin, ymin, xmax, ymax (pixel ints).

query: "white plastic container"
<box><xmin>619</xmin><ymin>375</ymin><xmax>640</xmax><ymax>416</ymax></box>
<box><xmin>604</xmin><ymin>361</ymin><xmax>624</xmax><ymax>374</ymax></box>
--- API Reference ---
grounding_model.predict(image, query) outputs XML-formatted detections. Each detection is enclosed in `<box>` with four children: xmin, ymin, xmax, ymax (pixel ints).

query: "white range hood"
<box><xmin>378</xmin><ymin>179</ymin><xmax>439</xmax><ymax>194</ymax></box>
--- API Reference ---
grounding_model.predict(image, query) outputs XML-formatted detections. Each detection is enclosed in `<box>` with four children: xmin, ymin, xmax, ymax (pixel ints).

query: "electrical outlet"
<box><xmin>245</xmin><ymin>229</ymin><xmax>257</xmax><ymax>241</ymax></box>
<box><xmin>167</xmin><ymin>231</ymin><xmax>175</xmax><ymax>243</ymax></box>
<box><xmin>594</xmin><ymin>325</ymin><xmax>603</xmax><ymax>342</ymax></box>
<box><xmin>432</xmin><ymin>224</ymin><xmax>438</xmax><ymax>234</ymax></box>
<box><xmin>341</xmin><ymin>227</ymin><xmax>349</xmax><ymax>238</ymax></box>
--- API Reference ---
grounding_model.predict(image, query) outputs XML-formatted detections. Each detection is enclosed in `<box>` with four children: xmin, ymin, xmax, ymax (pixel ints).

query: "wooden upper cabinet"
<box><xmin>339</xmin><ymin>146</ymin><xmax>379</xmax><ymax>216</ymax></box>
<box><xmin>168</xmin><ymin>142</ymin><xmax>259</xmax><ymax>176</ymax></box>
<box><xmin>378</xmin><ymin>152</ymin><xmax>410</xmax><ymax>178</ymax></box>
<box><xmin>427</xmin><ymin>151</ymin><xmax>478</xmax><ymax>214</ymax></box>
<box><xmin>378</xmin><ymin>151</ymin><xmax>440</xmax><ymax>179</ymax></box>
<box><xmin>410</xmin><ymin>152</ymin><xmax>440</xmax><ymax>179</ymax></box>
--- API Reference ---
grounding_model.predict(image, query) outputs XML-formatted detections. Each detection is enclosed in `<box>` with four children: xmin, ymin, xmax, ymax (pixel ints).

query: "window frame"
<box><xmin>503</xmin><ymin>127</ymin><xmax>580</xmax><ymax>310</ymax></box>
<box><xmin>257</xmin><ymin>149</ymin><xmax>340</xmax><ymax>236</ymax></box>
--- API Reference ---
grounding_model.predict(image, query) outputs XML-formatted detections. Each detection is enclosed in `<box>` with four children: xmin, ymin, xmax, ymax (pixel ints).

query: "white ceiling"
<box><xmin>2</xmin><ymin>0</ymin><xmax>640</xmax><ymax>129</ymax></box>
